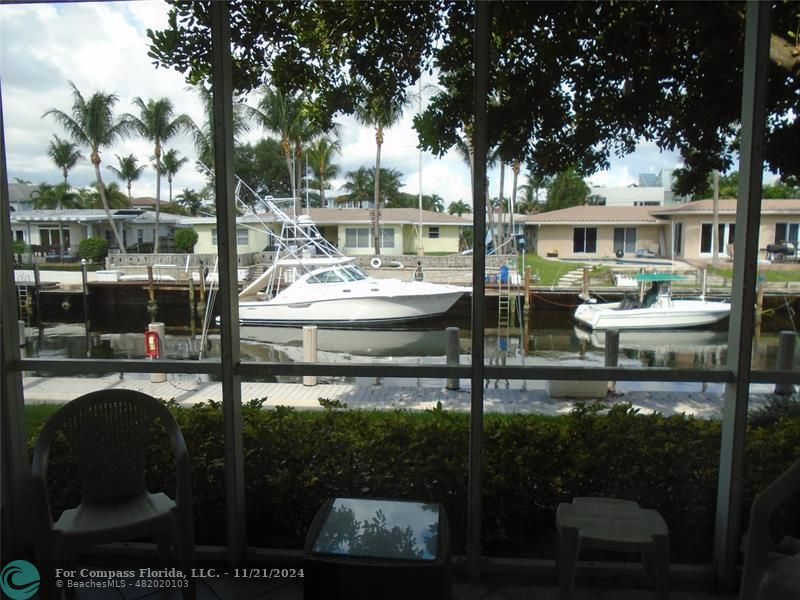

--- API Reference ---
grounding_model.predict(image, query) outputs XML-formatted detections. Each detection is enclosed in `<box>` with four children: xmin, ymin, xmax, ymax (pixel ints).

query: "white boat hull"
<box><xmin>238</xmin><ymin>284</ymin><xmax>468</xmax><ymax>326</ymax></box>
<box><xmin>574</xmin><ymin>299</ymin><xmax>730</xmax><ymax>330</ymax></box>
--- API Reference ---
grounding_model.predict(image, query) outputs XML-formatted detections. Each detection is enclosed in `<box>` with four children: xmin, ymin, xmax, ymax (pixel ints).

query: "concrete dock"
<box><xmin>21</xmin><ymin>374</ymin><xmax>780</xmax><ymax>419</ymax></box>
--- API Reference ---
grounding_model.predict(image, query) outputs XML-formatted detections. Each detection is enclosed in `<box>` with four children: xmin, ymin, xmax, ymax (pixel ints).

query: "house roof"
<box><xmin>526</xmin><ymin>205</ymin><xmax>661</xmax><ymax>225</ymax></box>
<box><xmin>10</xmin><ymin>209</ymin><xmax>130</xmax><ymax>223</ymax></box>
<box><xmin>177</xmin><ymin>207</ymin><xmax>472</xmax><ymax>227</ymax></box>
<box><xmin>306</xmin><ymin>207</ymin><xmax>472</xmax><ymax>226</ymax></box>
<box><xmin>651</xmin><ymin>199</ymin><xmax>800</xmax><ymax>216</ymax></box>
<box><xmin>130</xmin><ymin>196</ymin><xmax>170</xmax><ymax>207</ymax></box>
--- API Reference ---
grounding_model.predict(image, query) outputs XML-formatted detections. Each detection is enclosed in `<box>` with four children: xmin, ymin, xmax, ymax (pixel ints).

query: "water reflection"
<box><xmin>20</xmin><ymin>318</ymin><xmax>798</xmax><ymax>378</ymax></box>
<box><xmin>312</xmin><ymin>498</ymin><xmax>439</xmax><ymax>561</ymax></box>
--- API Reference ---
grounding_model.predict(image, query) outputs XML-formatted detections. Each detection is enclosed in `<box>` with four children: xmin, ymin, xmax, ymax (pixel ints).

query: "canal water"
<box><xmin>21</xmin><ymin>309</ymin><xmax>798</xmax><ymax>394</ymax></box>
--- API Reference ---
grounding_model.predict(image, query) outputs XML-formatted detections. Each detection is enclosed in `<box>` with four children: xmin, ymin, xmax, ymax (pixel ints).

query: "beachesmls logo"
<box><xmin>0</xmin><ymin>560</ymin><xmax>40</xmax><ymax>600</ymax></box>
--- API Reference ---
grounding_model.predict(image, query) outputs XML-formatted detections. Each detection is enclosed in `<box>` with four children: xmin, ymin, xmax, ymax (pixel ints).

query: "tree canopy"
<box><xmin>149</xmin><ymin>1</ymin><xmax>799</xmax><ymax>197</ymax></box>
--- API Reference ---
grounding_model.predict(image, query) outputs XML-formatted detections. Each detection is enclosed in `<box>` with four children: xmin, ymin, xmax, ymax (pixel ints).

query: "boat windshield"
<box><xmin>307</xmin><ymin>265</ymin><xmax>368</xmax><ymax>284</ymax></box>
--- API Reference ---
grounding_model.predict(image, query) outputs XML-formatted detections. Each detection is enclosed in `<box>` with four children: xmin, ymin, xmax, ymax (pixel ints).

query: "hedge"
<box><xmin>27</xmin><ymin>399</ymin><xmax>800</xmax><ymax>563</ymax></box>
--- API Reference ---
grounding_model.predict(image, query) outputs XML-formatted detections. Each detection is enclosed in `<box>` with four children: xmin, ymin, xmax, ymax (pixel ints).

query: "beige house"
<box><xmin>651</xmin><ymin>199</ymin><xmax>800</xmax><ymax>261</ymax></box>
<box><xmin>525</xmin><ymin>206</ymin><xmax>665</xmax><ymax>259</ymax></box>
<box><xmin>181</xmin><ymin>207</ymin><xmax>471</xmax><ymax>256</ymax></box>
<box><xmin>526</xmin><ymin>199</ymin><xmax>800</xmax><ymax>261</ymax></box>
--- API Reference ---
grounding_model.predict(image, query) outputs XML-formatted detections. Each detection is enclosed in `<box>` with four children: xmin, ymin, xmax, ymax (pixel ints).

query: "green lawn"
<box><xmin>515</xmin><ymin>252</ymin><xmax>609</xmax><ymax>287</ymax></box>
<box><xmin>709</xmin><ymin>265</ymin><xmax>800</xmax><ymax>283</ymax></box>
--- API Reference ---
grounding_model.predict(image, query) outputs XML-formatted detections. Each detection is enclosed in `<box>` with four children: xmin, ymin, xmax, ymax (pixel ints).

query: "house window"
<box><xmin>137</xmin><ymin>229</ymin><xmax>144</xmax><ymax>243</ymax></box>
<box><xmin>673</xmin><ymin>223</ymin><xmax>683</xmax><ymax>256</ymax></box>
<box><xmin>380</xmin><ymin>228</ymin><xmax>395</xmax><ymax>248</ymax></box>
<box><xmin>39</xmin><ymin>227</ymin><xmax>61</xmax><ymax>247</ymax></box>
<box><xmin>428</xmin><ymin>226</ymin><xmax>440</xmax><ymax>239</ymax></box>
<box><xmin>613</xmin><ymin>227</ymin><xmax>637</xmax><ymax>254</ymax></box>
<box><xmin>700</xmin><ymin>223</ymin><xmax>735</xmax><ymax>254</ymax></box>
<box><xmin>15</xmin><ymin>230</ymin><xmax>24</xmax><ymax>242</ymax></box>
<box><xmin>573</xmin><ymin>227</ymin><xmax>597</xmax><ymax>253</ymax></box>
<box><xmin>345</xmin><ymin>228</ymin><xmax>371</xmax><ymax>248</ymax></box>
<box><xmin>775</xmin><ymin>223</ymin><xmax>800</xmax><ymax>245</ymax></box>
<box><xmin>212</xmin><ymin>228</ymin><xmax>249</xmax><ymax>245</ymax></box>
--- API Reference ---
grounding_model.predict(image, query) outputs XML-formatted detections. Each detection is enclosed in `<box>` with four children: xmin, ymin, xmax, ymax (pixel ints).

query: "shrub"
<box><xmin>12</xmin><ymin>240</ymin><xmax>28</xmax><ymax>256</ymax></box>
<box><xmin>174</xmin><ymin>228</ymin><xmax>199</xmax><ymax>253</ymax></box>
<box><xmin>26</xmin><ymin>401</ymin><xmax>800</xmax><ymax>563</ymax></box>
<box><xmin>78</xmin><ymin>237</ymin><xmax>108</xmax><ymax>262</ymax></box>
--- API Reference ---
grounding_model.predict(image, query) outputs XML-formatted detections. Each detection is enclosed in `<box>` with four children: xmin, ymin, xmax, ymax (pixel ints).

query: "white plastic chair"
<box><xmin>31</xmin><ymin>390</ymin><xmax>194</xmax><ymax>599</ymax></box>
<box><xmin>740</xmin><ymin>455</ymin><xmax>800</xmax><ymax>600</ymax></box>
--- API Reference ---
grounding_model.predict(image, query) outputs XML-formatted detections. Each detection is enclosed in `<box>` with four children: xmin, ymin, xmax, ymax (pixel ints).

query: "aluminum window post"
<box><xmin>713</xmin><ymin>0</ymin><xmax>771</xmax><ymax>588</ymax></box>
<box><xmin>210</xmin><ymin>2</ymin><xmax>246</xmax><ymax>566</ymax></box>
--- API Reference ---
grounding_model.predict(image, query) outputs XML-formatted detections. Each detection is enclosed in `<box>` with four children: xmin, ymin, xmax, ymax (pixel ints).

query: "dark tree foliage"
<box><xmin>148</xmin><ymin>1</ymin><xmax>800</xmax><ymax>197</ymax></box>
<box><xmin>233</xmin><ymin>138</ymin><xmax>291</xmax><ymax>200</ymax></box>
<box><xmin>148</xmin><ymin>1</ymin><xmax>446</xmax><ymax>130</ymax></box>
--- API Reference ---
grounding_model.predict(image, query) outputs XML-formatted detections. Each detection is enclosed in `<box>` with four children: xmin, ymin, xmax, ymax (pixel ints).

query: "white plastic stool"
<box><xmin>556</xmin><ymin>497</ymin><xmax>669</xmax><ymax>600</ymax></box>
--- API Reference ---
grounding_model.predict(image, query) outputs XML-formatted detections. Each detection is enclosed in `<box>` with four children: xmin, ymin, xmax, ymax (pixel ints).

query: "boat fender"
<box><xmin>370</xmin><ymin>257</ymin><xmax>382</xmax><ymax>269</ymax></box>
<box><xmin>390</xmin><ymin>260</ymin><xmax>404</xmax><ymax>269</ymax></box>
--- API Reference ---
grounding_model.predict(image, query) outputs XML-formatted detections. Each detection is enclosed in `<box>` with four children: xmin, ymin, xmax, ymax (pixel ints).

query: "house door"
<box><xmin>613</xmin><ymin>227</ymin><xmax>636</xmax><ymax>255</ymax></box>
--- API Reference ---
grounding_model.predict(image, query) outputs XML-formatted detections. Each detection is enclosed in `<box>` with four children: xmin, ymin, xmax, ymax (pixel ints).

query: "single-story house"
<box><xmin>523</xmin><ymin>206</ymin><xmax>665</xmax><ymax>259</ymax></box>
<box><xmin>9</xmin><ymin>209</ymin><xmax>180</xmax><ymax>256</ymax></box>
<box><xmin>524</xmin><ymin>199</ymin><xmax>800</xmax><ymax>261</ymax></box>
<box><xmin>179</xmin><ymin>207</ymin><xmax>472</xmax><ymax>256</ymax></box>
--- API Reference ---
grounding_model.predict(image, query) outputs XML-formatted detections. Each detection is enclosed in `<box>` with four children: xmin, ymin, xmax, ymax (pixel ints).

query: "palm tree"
<box><xmin>43</xmin><ymin>82</ymin><xmax>132</xmax><ymax>252</ymax></box>
<box><xmin>47</xmin><ymin>135</ymin><xmax>82</xmax><ymax>190</ymax></box>
<box><xmin>31</xmin><ymin>183</ymin><xmax>81</xmax><ymax>210</ymax></box>
<box><xmin>161</xmin><ymin>148</ymin><xmax>189</xmax><ymax>203</ymax></box>
<box><xmin>46</xmin><ymin>135</ymin><xmax>83</xmax><ymax>259</ymax></box>
<box><xmin>107</xmin><ymin>154</ymin><xmax>146</xmax><ymax>201</ymax></box>
<box><xmin>176</xmin><ymin>188</ymin><xmax>203</xmax><ymax>216</ymax></box>
<box><xmin>190</xmin><ymin>85</ymin><xmax>250</xmax><ymax>171</ymax></box>
<box><xmin>246</xmin><ymin>87</ymin><xmax>309</xmax><ymax>213</ymax></box>
<box><xmin>126</xmin><ymin>97</ymin><xmax>193</xmax><ymax>253</ymax></box>
<box><xmin>305</xmin><ymin>136</ymin><xmax>341</xmax><ymax>208</ymax></box>
<box><xmin>355</xmin><ymin>92</ymin><xmax>405</xmax><ymax>256</ymax></box>
<box><xmin>82</xmin><ymin>182</ymin><xmax>129</xmax><ymax>210</ymax></box>
<box><xmin>340</xmin><ymin>167</ymin><xmax>373</xmax><ymax>208</ymax></box>
<box><xmin>448</xmin><ymin>200</ymin><xmax>472</xmax><ymax>216</ymax></box>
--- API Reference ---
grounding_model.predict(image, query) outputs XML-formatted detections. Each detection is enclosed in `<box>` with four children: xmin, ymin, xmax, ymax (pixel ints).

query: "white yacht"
<box><xmin>238</xmin><ymin>263</ymin><xmax>468</xmax><ymax>326</ymax></box>
<box><xmin>216</xmin><ymin>179</ymin><xmax>470</xmax><ymax>327</ymax></box>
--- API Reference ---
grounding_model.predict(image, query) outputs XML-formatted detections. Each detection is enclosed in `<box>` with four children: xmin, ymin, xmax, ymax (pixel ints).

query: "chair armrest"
<box><xmin>31</xmin><ymin>433</ymin><xmax>55</xmax><ymax>532</ymax></box>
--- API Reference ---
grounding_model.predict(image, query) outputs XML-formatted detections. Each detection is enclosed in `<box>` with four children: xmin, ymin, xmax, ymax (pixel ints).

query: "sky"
<box><xmin>0</xmin><ymin>1</ymin><xmax>685</xmax><ymax>209</ymax></box>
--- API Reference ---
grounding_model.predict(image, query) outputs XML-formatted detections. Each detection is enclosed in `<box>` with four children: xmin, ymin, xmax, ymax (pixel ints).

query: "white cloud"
<box><xmin>0</xmin><ymin>1</ymin><xmax>681</xmax><ymax>206</ymax></box>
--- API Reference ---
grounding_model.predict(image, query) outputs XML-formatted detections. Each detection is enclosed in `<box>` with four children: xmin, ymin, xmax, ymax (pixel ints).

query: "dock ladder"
<box><xmin>497</xmin><ymin>279</ymin><xmax>511</xmax><ymax>330</ymax></box>
<box><xmin>17</xmin><ymin>285</ymin><xmax>31</xmax><ymax>321</ymax></box>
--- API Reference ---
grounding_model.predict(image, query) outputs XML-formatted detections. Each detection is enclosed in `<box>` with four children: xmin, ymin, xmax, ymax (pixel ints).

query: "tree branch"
<box><xmin>770</xmin><ymin>33</ymin><xmax>800</xmax><ymax>78</ymax></box>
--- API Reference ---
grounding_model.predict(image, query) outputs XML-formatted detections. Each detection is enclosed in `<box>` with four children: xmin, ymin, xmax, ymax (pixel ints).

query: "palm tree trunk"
<box><xmin>511</xmin><ymin>161</ymin><xmax>519</xmax><ymax>254</ymax></box>
<box><xmin>59</xmin><ymin>174</ymin><xmax>67</xmax><ymax>262</ymax></box>
<box><xmin>154</xmin><ymin>150</ymin><xmax>162</xmax><ymax>255</ymax></box>
<box><xmin>373</xmin><ymin>129</ymin><xmax>383</xmax><ymax>256</ymax></box>
<box><xmin>282</xmin><ymin>137</ymin><xmax>297</xmax><ymax>214</ymax></box>
<box><xmin>497</xmin><ymin>159</ymin><xmax>505</xmax><ymax>252</ymax></box>
<box><xmin>94</xmin><ymin>163</ymin><xmax>126</xmax><ymax>253</ymax></box>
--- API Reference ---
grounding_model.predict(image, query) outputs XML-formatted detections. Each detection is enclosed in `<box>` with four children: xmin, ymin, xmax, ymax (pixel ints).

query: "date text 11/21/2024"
<box><xmin>192</xmin><ymin>568</ymin><xmax>305</xmax><ymax>579</ymax></box>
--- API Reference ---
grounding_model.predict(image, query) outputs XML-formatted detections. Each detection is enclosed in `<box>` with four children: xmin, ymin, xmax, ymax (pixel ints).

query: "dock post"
<box><xmin>774</xmin><ymin>331</ymin><xmax>797</xmax><ymax>395</ymax></box>
<box><xmin>188</xmin><ymin>277</ymin><xmax>196</xmax><ymax>336</ymax></box>
<box><xmin>303</xmin><ymin>325</ymin><xmax>318</xmax><ymax>386</ymax></box>
<box><xmin>754</xmin><ymin>281</ymin><xmax>765</xmax><ymax>333</ymax></box>
<box><xmin>582</xmin><ymin>267</ymin><xmax>589</xmax><ymax>298</ymax></box>
<box><xmin>605</xmin><ymin>329</ymin><xmax>620</xmax><ymax>393</ymax></box>
<box><xmin>147</xmin><ymin>265</ymin><xmax>157</xmax><ymax>323</ymax></box>
<box><xmin>446</xmin><ymin>327</ymin><xmax>460</xmax><ymax>390</ymax></box>
<box><xmin>148</xmin><ymin>322</ymin><xmax>167</xmax><ymax>383</ymax></box>
<box><xmin>81</xmin><ymin>259</ymin><xmax>90</xmax><ymax>330</ymax></box>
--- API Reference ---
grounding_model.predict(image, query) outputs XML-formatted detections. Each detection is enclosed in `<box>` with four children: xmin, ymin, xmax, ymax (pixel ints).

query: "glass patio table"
<box><xmin>303</xmin><ymin>497</ymin><xmax>451</xmax><ymax>600</ymax></box>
